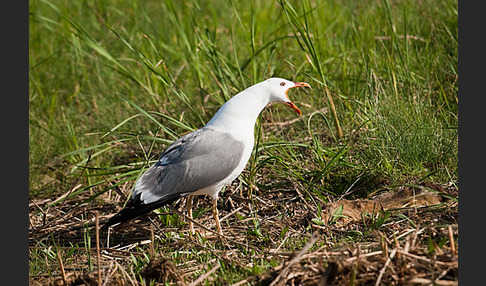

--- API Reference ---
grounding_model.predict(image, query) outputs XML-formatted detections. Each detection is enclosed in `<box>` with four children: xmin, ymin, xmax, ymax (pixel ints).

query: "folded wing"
<box><xmin>103</xmin><ymin>127</ymin><xmax>244</xmax><ymax>227</ymax></box>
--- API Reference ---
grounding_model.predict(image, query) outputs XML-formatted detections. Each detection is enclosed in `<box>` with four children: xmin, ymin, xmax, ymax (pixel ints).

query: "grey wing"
<box><xmin>132</xmin><ymin>127</ymin><xmax>245</xmax><ymax>204</ymax></box>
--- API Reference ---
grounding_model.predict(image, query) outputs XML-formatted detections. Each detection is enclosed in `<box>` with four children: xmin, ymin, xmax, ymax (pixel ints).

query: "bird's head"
<box><xmin>262</xmin><ymin>77</ymin><xmax>311</xmax><ymax>116</ymax></box>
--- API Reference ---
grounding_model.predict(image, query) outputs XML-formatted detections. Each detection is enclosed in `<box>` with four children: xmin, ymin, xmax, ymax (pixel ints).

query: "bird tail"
<box><xmin>101</xmin><ymin>193</ymin><xmax>183</xmax><ymax>231</ymax></box>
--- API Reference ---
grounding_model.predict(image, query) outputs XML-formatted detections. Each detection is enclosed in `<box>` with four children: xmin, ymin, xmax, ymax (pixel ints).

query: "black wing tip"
<box><xmin>101</xmin><ymin>208</ymin><xmax>134</xmax><ymax>230</ymax></box>
<box><xmin>101</xmin><ymin>194</ymin><xmax>151</xmax><ymax>229</ymax></box>
<box><xmin>101</xmin><ymin>193</ymin><xmax>185</xmax><ymax>230</ymax></box>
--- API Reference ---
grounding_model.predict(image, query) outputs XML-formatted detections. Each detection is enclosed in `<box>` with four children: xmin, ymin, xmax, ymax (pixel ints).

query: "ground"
<box><xmin>29</xmin><ymin>174</ymin><xmax>457</xmax><ymax>285</ymax></box>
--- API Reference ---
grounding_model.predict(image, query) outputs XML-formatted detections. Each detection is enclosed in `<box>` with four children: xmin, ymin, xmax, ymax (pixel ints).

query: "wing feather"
<box><xmin>133</xmin><ymin>127</ymin><xmax>245</xmax><ymax>204</ymax></box>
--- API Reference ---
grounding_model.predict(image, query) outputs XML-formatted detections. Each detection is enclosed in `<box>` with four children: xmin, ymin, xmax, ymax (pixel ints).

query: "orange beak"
<box><xmin>293</xmin><ymin>82</ymin><xmax>312</xmax><ymax>89</ymax></box>
<box><xmin>284</xmin><ymin>81</ymin><xmax>311</xmax><ymax>116</ymax></box>
<box><xmin>285</xmin><ymin>101</ymin><xmax>302</xmax><ymax>116</ymax></box>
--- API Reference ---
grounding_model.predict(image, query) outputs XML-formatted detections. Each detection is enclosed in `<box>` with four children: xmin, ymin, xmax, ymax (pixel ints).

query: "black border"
<box><xmin>458</xmin><ymin>0</ymin><xmax>479</xmax><ymax>285</ymax></box>
<box><xmin>2</xmin><ymin>0</ymin><xmax>29</xmax><ymax>284</ymax></box>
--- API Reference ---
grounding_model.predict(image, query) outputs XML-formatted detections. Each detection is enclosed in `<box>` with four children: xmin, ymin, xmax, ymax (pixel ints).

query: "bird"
<box><xmin>103</xmin><ymin>77</ymin><xmax>311</xmax><ymax>235</ymax></box>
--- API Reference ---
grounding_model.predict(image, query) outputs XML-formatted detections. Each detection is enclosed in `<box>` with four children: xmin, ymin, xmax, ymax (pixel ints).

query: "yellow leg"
<box><xmin>212</xmin><ymin>198</ymin><xmax>223</xmax><ymax>235</ymax></box>
<box><xmin>187</xmin><ymin>195</ymin><xmax>194</xmax><ymax>235</ymax></box>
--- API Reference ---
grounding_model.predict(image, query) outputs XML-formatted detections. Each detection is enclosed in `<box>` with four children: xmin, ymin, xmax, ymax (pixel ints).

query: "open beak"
<box><xmin>284</xmin><ymin>82</ymin><xmax>311</xmax><ymax>116</ymax></box>
<box><xmin>293</xmin><ymin>82</ymin><xmax>311</xmax><ymax>89</ymax></box>
<box><xmin>285</xmin><ymin>101</ymin><xmax>302</xmax><ymax>116</ymax></box>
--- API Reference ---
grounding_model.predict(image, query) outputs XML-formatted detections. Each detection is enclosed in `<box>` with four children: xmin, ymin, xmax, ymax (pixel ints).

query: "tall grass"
<box><xmin>29</xmin><ymin>0</ymin><xmax>457</xmax><ymax>200</ymax></box>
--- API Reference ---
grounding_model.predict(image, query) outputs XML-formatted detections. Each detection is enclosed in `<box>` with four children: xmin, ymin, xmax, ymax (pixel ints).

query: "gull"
<box><xmin>104</xmin><ymin>78</ymin><xmax>310</xmax><ymax>235</ymax></box>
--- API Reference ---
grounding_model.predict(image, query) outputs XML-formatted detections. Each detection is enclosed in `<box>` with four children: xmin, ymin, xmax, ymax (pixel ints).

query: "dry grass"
<box><xmin>29</xmin><ymin>181</ymin><xmax>457</xmax><ymax>285</ymax></box>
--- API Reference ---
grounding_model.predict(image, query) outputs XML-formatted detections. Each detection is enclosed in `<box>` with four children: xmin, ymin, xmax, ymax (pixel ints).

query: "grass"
<box><xmin>29</xmin><ymin>0</ymin><xmax>457</xmax><ymax>284</ymax></box>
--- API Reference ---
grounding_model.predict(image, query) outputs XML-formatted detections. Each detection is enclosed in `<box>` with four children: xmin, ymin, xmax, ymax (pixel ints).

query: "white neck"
<box><xmin>205</xmin><ymin>85</ymin><xmax>270</xmax><ymax>141</ymax></box>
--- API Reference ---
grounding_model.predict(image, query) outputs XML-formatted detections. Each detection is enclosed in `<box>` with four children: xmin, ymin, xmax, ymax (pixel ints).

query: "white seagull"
<box><xmin>104</xmin><ymin>78</ymin><xmax>311</xmax><ymax>234</ymax></box>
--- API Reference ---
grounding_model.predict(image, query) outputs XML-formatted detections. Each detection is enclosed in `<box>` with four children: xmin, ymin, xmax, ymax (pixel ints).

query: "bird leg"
<box><xmin>187</xmin><ymin>195</ymin><xmax>194</xmax><ymax>235</ymax></box>
<box><xmin>212</xmin><ymin>198</ymin><xmax>223</xmax><ymax>235</ymax></box>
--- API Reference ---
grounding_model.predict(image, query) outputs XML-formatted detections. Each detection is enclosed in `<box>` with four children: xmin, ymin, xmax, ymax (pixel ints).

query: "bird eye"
<box><xmin>280</xmin><ymin>82</ymin><xmax>286</xmax><ymax>86</ymax></box>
